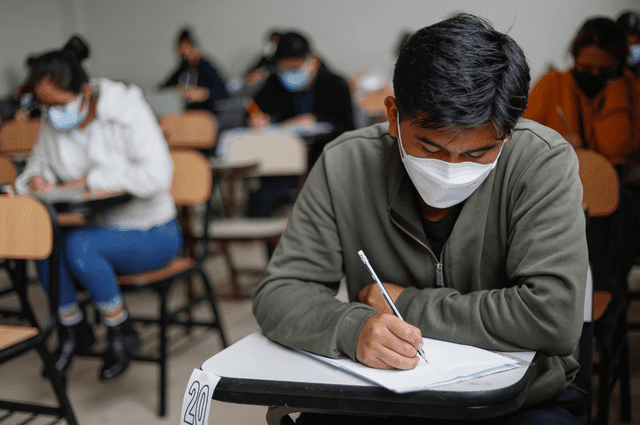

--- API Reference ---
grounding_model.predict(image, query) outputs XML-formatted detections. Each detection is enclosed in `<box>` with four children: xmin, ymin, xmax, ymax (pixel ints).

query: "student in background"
<box><xmin>5</xmin><ymin>36</ymin><xmax>91</xmax><ymax>123</ymax></box>
<box><xmin>15</xmin><ymin>42</ymin><xmax>182</xmax><ymax>381</ymax></box>
<box><xmin>254</xmin><ymin>14</ymin><xmax>588</xmax><ymax>425</ymax></box>
<box><xmin>523</xmin><ymin>17</ymin><xmax>640</xmax><ymax>294</ymax></box>
<box><xmin>244</xmin><ymin>30</ymin><xmax>281</xmax><ymax>89</ymax></box>
<box><xmin>248</xmin><ymin>31</ymin><xmax>355</xmax><ymax>167</ymax></box>
<box><xmin>161</xmin><ymin>27</ymin><xmax>229</xmax><ymax>113</ymax></box>
<box><xmin>617</xmin><ymin>10</ymin><xmax>640</xmax><ymax>77</ymax></box>
<box><xmin>523</xmin><ymin>17</ymin><xmax>639</xmax><ymax>166</ymax></box>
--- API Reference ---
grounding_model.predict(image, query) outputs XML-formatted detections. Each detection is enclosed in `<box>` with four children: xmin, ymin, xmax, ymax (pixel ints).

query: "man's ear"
<box><xmin>385</xmin><ymin>96</ymin><xmax>398</xmax><ymax>137</ymax></box>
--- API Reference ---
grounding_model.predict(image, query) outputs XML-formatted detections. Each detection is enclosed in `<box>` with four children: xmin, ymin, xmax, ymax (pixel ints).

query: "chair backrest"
<box><xmin>0</xmin><ymin>118</ymin><xmax>41</xmax><ymax>154</ymax></box>
<box><xmin>170</xmin><ymin>150</ymin><xmax>212</xmax><ymax>206</ymax></box>
<box><xmin>0</xmin><ymin>196</ymin><xmax>53</xmax><ymax>260</ymax></box>
<box><xmin>0</xmin><ymin>195</ymin><xmax>60</xmax><ymax>339</ymax></box>
<box><xmin>575</xmin><ymin>148</ymin><xmax>619</xmax><ymax>217</ymax></box>
<box><xmin>160</xmin><ymin>110</ymin><xmax>217</xmax><ymax>150</ymax></box>
<box><xmin>226</xmin><ymin>133</ymin><xmax>307</xmax><ymax>177</ymax></box>
<box><xmin>0</xmin><ymin>155</ymin><xmax>17</xmax><ymax>185</ymax></box>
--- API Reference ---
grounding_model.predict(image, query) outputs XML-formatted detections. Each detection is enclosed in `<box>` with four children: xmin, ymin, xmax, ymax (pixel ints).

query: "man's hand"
<box><xmin>359</xmin><ymin>282</ymin><xmax>406</xmax><ymax>314</ymax></box>
<box><xmin>248</xmin><ymin>113</ymin><xmax>271</xmax><ymax>128</ymax></box>
<box><xmin>356</xmin><ymin>313</ymin><xmax>423</xmax><ymax>369</ymax></box>
<box><xmin>177</xmin><ymin>85</ymin><xmax>209</xmax><ymax>103</ymax></box>
<box><xmin>28</xmin><ymin>176</ymin><xmax>54</xmax><ymax>194</ymax></box>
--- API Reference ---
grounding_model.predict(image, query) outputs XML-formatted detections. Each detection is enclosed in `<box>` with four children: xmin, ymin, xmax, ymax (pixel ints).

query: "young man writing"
<box><xmin>254</xmin><ymin>14</ymin><xmax>588</xmax><ymax>424</ymax></box>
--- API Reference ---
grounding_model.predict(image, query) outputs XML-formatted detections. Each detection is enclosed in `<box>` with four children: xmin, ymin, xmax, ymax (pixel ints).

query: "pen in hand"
<box><xmin>357</xmin><ymin>250</ymin><xmax>428</xmax><ymax>363</ymax></box>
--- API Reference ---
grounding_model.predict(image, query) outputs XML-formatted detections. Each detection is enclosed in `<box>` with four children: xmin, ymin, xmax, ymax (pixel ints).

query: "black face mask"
<box><xmin>180</xmin><ymin>58</ymin><xmax>190</xmax><ymax>69</ymax></box>
<box><xmin>573</xmin><ymin>70</ymin><xmax>609</xmax><ymax>98</ymax></box>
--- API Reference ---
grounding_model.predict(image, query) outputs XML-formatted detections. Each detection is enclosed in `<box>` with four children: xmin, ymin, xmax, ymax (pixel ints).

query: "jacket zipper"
<box><xmin>389</xmin><ymin>215</ymin><xmax>445</xmax><ymax>287</ymax></box>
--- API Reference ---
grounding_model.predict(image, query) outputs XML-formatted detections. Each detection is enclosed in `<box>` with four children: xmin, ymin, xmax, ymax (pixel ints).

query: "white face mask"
<box><xmin>397</xmin><ymin>117</ymin><xmax>503</xmax><ymax>209</ymax></box>
<box><xmin>47</xmin><ymin>95</ymin><xmax>89</xmax><ymax>131</ymax></box>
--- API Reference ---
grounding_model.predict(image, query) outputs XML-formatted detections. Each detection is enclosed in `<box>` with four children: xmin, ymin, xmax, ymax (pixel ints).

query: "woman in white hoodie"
<box><xmin>15</xmin><ymin>45</ymin><xmax>182</xmax><ymax>381</ymax></box>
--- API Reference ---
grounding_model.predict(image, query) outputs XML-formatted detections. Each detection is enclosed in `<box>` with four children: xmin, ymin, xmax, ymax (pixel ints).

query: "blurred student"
<box><xmin>160</xmin><ymin>27</ymin><xmax>229</xmax><ymax>113</ymax></box>
<box><xmin>522</xmin><ymin>17</ymin><xmax>640</xmax><ymax>292</ymax></box>
<box><xmin>523</xmin><ymin>17</ymin><xmax>639</xmax><ymax>166</ymax></box>
<box><xmin>617</xmin><ymin>10</ymin><xmax>640</xmax><ymax>76</ymax></box>
<box><xmin>248</xmin><ymin>31</ymin><xmax>355</xmax><ymax>166</ymax></box>
<box><xmin>15</xmin><ymin>41</ymin><xmax>182</xmax><ymax>381</ymax></box>
<box><xmin>244</xmin><ymin>30</ymin><xmax>281</xmax><ymax>88</ymax></box>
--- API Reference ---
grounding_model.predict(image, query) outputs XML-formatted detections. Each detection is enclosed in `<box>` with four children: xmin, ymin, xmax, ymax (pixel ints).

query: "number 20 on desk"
<box><xmin>181</xmin><ymin>369</ymin><xmax>220</xmax><ymax>425</ymax></box>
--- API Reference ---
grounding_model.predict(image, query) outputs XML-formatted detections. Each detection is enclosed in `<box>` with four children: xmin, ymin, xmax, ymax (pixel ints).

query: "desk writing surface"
<box><xmin>30</xmin><ymin>187</ymin><xmax>131</xmax><ymax>214</ymax></box>
<box><xmin>202</xmin><ymin>331</ymin><xmax>534</xmax><ymax>392</ymax></box>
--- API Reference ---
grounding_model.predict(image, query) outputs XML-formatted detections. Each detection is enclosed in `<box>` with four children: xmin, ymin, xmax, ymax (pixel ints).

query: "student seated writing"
<box><xmin>253</xmin><ymin>14</ymin><xmax>588</xmax><ymax>425</ymax></box>
<box><xmin>15</xmin><ymin>43</ymin><xmax>182</xmax><ymax>381</ymax></box>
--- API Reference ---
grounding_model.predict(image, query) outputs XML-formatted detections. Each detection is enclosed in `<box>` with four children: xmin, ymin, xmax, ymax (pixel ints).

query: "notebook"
<box><xmin>298</xmin><ymin>337</ymin><xmax>535</xmax><ymax>394</ymax></box>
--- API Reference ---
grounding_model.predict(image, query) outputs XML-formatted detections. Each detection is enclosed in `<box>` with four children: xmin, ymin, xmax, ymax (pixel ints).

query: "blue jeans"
<box><xmin>296</xmin><ymin>386</ymin><xmax>587</xmax><ymax>425</ymax></box>
<box><xmin>37</xmin><ymin>220</ymin><xmax>182</xmax><ymax>310</ymax></box>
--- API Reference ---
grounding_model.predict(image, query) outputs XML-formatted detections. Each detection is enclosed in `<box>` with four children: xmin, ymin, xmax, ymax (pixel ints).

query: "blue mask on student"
<box><xmin>278</xmin><ymin>69</ymin><xmax>311</xmax><ymax>92</ymax></box>
<box><xmin>628</xmin><ymin>44</ymin><xmax>640</xmax><ymax>67</ymax></box>
<box><xmin>47</xmin><ymin>95</ymin><xmax>88</xmax><ymax>131</ymax></box>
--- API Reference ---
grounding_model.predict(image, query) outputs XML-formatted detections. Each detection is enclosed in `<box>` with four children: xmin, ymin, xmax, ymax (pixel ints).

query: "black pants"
<box><xmin>296</xmin><ymin>386</ymin><xmax>587</xmax><ymax>425</ymax></box>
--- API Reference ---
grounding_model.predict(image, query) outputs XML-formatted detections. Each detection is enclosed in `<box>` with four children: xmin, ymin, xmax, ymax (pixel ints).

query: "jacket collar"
<box><xmin>386</xmin><ymin>136</ymin><xmax>430</xmax><ymax>247</ymax></box>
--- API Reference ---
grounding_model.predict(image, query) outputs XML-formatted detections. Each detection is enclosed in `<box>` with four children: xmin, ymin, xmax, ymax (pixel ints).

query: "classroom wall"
<box><xmin>0</xmin><ymin>0</ymin><xmax>638</xmax><ymax>96</ymax></box>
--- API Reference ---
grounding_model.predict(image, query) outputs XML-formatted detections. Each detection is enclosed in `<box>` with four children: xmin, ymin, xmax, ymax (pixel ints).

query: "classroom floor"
<box><xmin>1</xmin><ymin>249</ymin><xmax>640</xmax><ymax>424</ymax></box>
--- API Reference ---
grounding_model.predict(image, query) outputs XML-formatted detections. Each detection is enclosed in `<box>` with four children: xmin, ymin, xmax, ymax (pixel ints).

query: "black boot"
<box><xmin>100</xmin><ymin>319</ymin><xmax>140</xmax><ymax>381</ymax></box>
<box><xmin>53</xmin><ymin>318</ymin><xmax>96</xmax><ymax>375</ymax></box>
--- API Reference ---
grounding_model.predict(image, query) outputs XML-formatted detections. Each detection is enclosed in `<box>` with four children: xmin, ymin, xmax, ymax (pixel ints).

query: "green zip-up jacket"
<box><xmin>253</xmin><ymin>119</ymin><xmax>588</xmax><ymax>406</ymax></box>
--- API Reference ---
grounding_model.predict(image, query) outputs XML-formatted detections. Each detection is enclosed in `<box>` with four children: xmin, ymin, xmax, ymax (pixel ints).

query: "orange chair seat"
<box><xmin>0</xmin><ymin>325</ymin><xmax>39</xmax><ymax>351</ymax></box>
<box><xmin>593</xmin><ymin>290</ymin><xmax>613</xmax><ymax>321</ymax></box>
<box><xmin>118</xmin><ymin>257</ymin><xmax>195</xmax><ymax>286</ymax></box>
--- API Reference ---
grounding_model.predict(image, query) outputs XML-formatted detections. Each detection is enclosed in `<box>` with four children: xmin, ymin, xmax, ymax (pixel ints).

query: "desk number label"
<box><xmin>181</xmin><ymin>369</ymin><xmax>221</xmax><ymax>425</ymax></box>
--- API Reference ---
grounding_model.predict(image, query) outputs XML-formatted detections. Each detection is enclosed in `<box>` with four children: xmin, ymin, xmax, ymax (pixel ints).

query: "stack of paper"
<box><xmin>298</xmin><ymin>337</ymin><xmax>533</xmax><ymax>393</ymax></box>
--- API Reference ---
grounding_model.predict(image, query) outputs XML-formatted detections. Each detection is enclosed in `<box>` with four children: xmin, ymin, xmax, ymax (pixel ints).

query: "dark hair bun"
<box><xmin>62</xmin><ymin>35</ymin><xmax>90</xmax><ymax>62</ymax></box>
<box><xmin>178</xmin><ymin>27</ymin><xmax>197</xmax><ymax>45</ymax></box>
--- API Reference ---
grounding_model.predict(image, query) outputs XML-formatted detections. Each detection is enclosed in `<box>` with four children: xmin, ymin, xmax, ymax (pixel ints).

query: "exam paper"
<box><xmin>298</xmin><ymin>337</ymin><xmax>533</xmax><ymax>393</ymax></box>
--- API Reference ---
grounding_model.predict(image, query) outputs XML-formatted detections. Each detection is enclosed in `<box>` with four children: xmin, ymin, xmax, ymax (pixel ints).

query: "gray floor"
<box><xmin>1</xmin><ymin>250</ymin><xmax>640</xmax><ymax>424</ymax></box>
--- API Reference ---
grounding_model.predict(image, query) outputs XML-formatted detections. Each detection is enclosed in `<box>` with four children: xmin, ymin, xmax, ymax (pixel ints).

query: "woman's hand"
<box><xmin>28</xmin><ymin>176</ymin><xmax>54</xmax><ymax>193</ymax></box>
<box><xmin>59</xmin><ymin>176</ymin><xmax>87</xmax><ymax>190</ymax></box>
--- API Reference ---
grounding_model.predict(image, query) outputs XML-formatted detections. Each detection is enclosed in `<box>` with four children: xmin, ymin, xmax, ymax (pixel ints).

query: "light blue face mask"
<box><xmin>278</xmin><ymin>68</ymin><xmax>311</xmax><ymax>92</ymax></box>
<box><xmin>47</xmin><ymin>95</ymin><xmax>88</xmax><ymax>131</ymax></box>
<box><xmin>628</xmin><ymin>44</ymin><xmax>640</xmax><ymax>67</ymax></box>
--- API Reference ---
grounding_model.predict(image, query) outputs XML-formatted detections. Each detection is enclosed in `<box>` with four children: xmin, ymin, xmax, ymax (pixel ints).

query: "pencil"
<box><xmin>357</xmin><ymin>250</ymin><xmax>428</xmax><ymax>363</ymax></box>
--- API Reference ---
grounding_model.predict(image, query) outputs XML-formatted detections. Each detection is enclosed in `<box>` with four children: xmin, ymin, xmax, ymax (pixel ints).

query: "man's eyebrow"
<box><xmin>416</xmin><ymin>136</ymin><xmax>501</xmax><ymax>153</ymax></box>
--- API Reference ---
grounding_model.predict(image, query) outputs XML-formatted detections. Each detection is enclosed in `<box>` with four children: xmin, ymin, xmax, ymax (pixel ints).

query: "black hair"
<box><xmin>272</xmin><ymin>32</ymin><xmax>311</xmax><ymax>60</ymax></box>
<box><xmin>62</xmin><ymin>34</ymin><xmax>90</xmax><ymax>62</ymax></box>
<box><xmin>177</xmin><ymin>27</ymin><xmax>197</xmax><ymax>46</ymax></box>
<box><xmin>395</xmin><ymin>30</ymin><xmax>413</xmax><ymax>56</ymax></box>
<box><xmin>570</xmin><ymin>17</ymin><xmax>628</xmax><ymax>75</ymax></box>
<box><xmin>617</xmin><ymin>10</ymin><xmax>640</xmax><ymax>36</ymax></box>
<box><xmin>393</xmin><ymin>13</ymin><xmax>530</xmax><ymax>139</ymax></box>
<box><xmin>28</xmin><ymin>49</ymin><xmax>89</xmax><ymax>95</ymax></box>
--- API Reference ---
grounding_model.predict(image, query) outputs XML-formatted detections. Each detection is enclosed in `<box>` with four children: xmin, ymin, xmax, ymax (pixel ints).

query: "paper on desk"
<box><xmin>298</xmin><ymin>338</ymin><xmax>533</xmax><ymax>394</ymax></box>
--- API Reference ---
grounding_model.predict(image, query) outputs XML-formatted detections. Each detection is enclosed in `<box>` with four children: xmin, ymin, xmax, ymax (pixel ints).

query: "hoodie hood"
<box><xmin>93</xmin><ymin>78</ymin><xmax>149</xmax><ymax>125</ymax></box>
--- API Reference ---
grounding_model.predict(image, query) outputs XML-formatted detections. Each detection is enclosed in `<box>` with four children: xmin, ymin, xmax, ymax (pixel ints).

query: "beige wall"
<box><xmin>1</xmin><ymin>0</ymin><xmax>638</xmax><ymax>95</ymax></box>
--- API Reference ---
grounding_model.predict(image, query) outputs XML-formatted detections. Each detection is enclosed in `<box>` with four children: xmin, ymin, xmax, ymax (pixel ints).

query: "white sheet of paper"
<box><xmin>298</xmin><ymin>337</ymin><xmax>532</xmax><ymax>393</ymax></box>
<box><xmin>181</xmin><ymin>368</ymin><xmax>221</xmax><ymax>425</ymax></box>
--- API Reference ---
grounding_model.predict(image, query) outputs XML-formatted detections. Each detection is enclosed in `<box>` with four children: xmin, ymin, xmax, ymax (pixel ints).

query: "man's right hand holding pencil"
<box><xmin>355</xmin><ymin>313</ymin><xmax>423</xmax><ymax>370</ymax></box>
